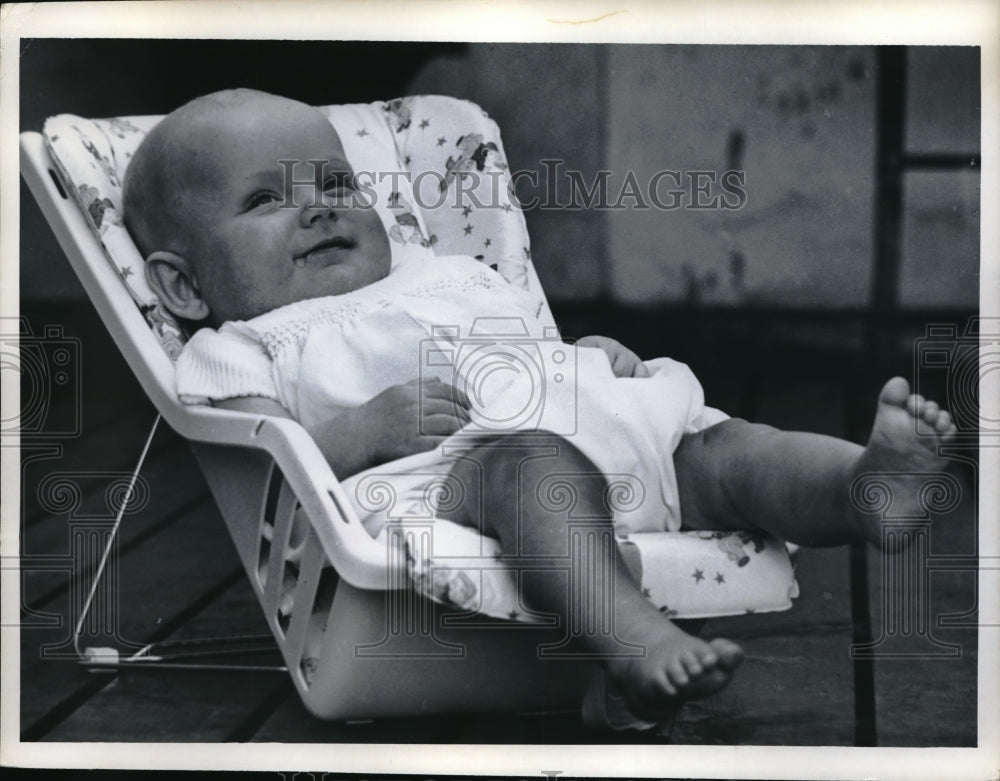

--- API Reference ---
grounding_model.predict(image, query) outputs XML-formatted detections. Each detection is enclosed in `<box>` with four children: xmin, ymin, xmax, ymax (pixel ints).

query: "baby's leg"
<box><xmin>676</xmin><ymin>377</ymin><xmax>957</xmax><ymax>545</ymax></box>
<box><xmin>441</xmin><ymin>432</ymin><xmax>743</xmax><ymax>720</ymax></box>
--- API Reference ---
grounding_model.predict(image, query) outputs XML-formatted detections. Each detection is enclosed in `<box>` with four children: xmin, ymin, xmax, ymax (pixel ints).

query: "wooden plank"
<box><xmin>44</xmin><ymin>579</ymin><xmax>291</xmax><ymax>742</ymax></box>
<box><xmin>17</xmin><ymin>305</ymin><xmax>291</xmax><ymax>741</ymax></box>
<box><xmin>21</xmin><ymin>434</ymin><xmax>202</xmax><ymax>562</ymax></box>
<box><xmin>669</xmin><ymin>630</ymin><xmax>856</xmax><ymax>745</ymax></box>
<box><xmin>671</xmin><ymin>545</ymin><xmax>857</xmax><ymax>744</ymax></box>
<box><xmin>21</xmin><ymin>412</ymin><xmax>174</xmax><ymax>527</ymax></box>
<box><xmin>869</xmin><ymin>570</ymin><xmax>977</xmax><ymax>746</ymax></box>
<box><xmin>17</xmin><ymin>307</ymin><xmax>161</xmax><ymax>551</ymax></box>
<box><xmin>865</xmin><ymin>460</ymin><xmax>979</xmax><ymax>746</ymax></box>
<box><xmin>20</xmin><ymin>438</ymin><xmax>210</xmax><ymax>610</ymax></box>
<box><xmin>707</xmin><ymin>545</ymin><xmax>854</xmax><ymax>637</ymax></box>
<box><xmin>252</xmin><ymin>693</ymin><xmax>630</xmax><ymax>744</ymax></box>
<box><xmin>16</xmin><ymin>306</ymin><xmax>153</xmax><ymax>454</ymax></box>
<box><xmin>20</xmin><ymin>497</ymin><xmax>245</xmax><ymax>738</ymax></box>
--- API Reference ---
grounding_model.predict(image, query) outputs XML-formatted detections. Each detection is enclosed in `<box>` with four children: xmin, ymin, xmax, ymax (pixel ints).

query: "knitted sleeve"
<box><xmin>174</xmin><ymin>323</ymin><xmax>280</xmax><ymax>405</ymax></box>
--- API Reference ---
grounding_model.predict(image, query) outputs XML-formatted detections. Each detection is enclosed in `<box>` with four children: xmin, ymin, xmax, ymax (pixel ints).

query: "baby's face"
<box><xmin>177</xmin><ymin>95</ymin><xmax>391</xmax><ymax>323</ymax></box>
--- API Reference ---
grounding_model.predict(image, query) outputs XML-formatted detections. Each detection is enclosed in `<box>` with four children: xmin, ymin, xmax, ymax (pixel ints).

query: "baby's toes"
<box><xmin>880</xmin><ymin>376</ymin><xmax>911</xmax><ymax>406</ymax></box>
<box><xmin>696</xmin><ymin>667</ymin><xmax>731</xmax><ymax>692</ymax></box>
<box><xmin>696</xmin><ymin>645</ymin><xmax>719</xmax><ymax>668</ymax></box>
<box><xmin>935</xmin><ymin>410</ymin><xmax>956</xmax><ymax>436</ymax></box>
<box><xmin>644</xmin><ymin>668</ymin><xmax>677</xmax><ymax>699</ymax></box>
<box><xmin>680</xmin><ymin>650</ymin><xmax>705</xmax><ymax>677</ymax></box>
<box><xmin>906</xmin><ymin>393</ymin><xmax>926</xmax><ymax>418</ymax></box>
<box><xmin>666</xmin><ymin>659</ymin><xmax>691</xmax><ymax>688</ymax></box>
<box><xmin>915</xmin><ymin>401</ymin><xmax>942</xmax><ymax>434</ymax></box>
<box><xmin>658</xmin><ymin>676</ymin><xmax>678</xmax><ymax>698</ymax></box>
<box><xmin>708</xmin><ymin>638</ymin><xmax>745</xmax><ymax>671</ymax></box>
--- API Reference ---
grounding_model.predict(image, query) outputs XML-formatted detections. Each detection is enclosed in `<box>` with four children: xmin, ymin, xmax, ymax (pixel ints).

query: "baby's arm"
<box><xmin>576</xmin><ymin>335</ymin><xmax>651</xmax><ymax>378</ymax></box>
<box><xmin>215</xmin><ymin>377</ymin><xmax>471</xmax><ymax>478</ymax></box>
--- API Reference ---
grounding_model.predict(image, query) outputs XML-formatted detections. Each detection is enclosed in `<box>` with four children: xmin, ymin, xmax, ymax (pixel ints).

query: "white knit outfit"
<box><xmin>176</xmin><ymin>255</ymin><xmax>727</xmax><ymax>552</ymax></box>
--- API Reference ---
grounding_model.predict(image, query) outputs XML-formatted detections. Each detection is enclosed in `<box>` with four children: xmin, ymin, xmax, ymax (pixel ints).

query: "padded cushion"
<box><xmin>403</xmin><ymin>519</ymin><xmax>799</xmax><ymax>621</ymax></box>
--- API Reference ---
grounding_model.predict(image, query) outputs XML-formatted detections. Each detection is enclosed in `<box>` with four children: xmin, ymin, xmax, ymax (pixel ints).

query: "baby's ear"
<box><xmin>144</xmin><ymin>251</ymin><xmax>211</xmax><ymax>322</ymax></box>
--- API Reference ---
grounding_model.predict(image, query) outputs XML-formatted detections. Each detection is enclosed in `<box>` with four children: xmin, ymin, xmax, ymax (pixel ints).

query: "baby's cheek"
<box><xmin>367</xmin><ymin>226</ymin><xmax>392</xmax><ymax>276</ymax></box>
<box><xmin>374</xmin><ymin>225</ymin><xmax>392</xmax><ymax>256</ymax></box>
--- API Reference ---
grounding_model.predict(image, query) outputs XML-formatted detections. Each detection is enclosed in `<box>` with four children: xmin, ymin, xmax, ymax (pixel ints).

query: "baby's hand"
<box><xmin>576</xmin><ymin>335</ymin><xmax>651</xmax><ymax>378</ymax></box>
<box><xmin>358</xmin><ymin>377</ymin><xmax>472</xmax><ymax>467</ymax></box>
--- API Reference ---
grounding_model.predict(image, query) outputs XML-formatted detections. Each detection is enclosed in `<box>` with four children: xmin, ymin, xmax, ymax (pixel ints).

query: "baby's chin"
<box><xmin>340</xmin><ymin>261</ymin><xmax>391</xmax><ymax>292</ymax></box>
<box><xmin>307</xmin><ymin>260</ymin><xmax>391</xmax><ymax>300</ymax></box>
<box><xmin>214</xmin><ymin>262</ymin><xmax>393</xmax><ymax>322</ymax></box>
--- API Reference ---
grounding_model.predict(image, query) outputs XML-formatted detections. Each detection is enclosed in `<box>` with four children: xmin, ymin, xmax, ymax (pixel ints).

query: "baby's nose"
<box><xmin>298</xmin><ymin>191</ymin><xmax>340</xmax><ymax>226</ymax></box>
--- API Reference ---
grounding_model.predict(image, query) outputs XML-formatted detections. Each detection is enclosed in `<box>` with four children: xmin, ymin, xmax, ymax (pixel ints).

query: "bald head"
<box><xmin>121</xmin><ymin>89</ymin><xmax>389</xmax><ymax>326</ymax></box>
<box><xmin>122</xmin><ymin>89</ymin><xmax>321</xmax><ymax>258</ymax></box>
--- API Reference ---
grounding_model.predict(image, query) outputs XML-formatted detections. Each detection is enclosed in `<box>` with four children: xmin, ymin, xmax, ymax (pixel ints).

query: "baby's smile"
<box><xmin>294</xmin><ymin>235</ymin><xmax>358</xmax><ymax>268</ymax></box>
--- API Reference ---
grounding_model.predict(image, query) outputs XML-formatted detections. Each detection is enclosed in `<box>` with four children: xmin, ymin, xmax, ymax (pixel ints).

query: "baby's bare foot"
<box><xmin>852</xmin><ymin>377</ymin><xmax>958</xmax><ymax>545</ymax></box>
<box><xmin>607</xmin><ymin>621</ymin><xmax>744</xmax><ymax>721</ymax></box>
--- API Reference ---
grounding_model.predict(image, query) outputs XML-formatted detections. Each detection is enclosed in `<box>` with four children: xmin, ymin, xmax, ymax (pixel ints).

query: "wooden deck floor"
<box><xmin>15</xmin><ymin>304</ymin><xmax>979</xmax><ymax>746</ymax></box>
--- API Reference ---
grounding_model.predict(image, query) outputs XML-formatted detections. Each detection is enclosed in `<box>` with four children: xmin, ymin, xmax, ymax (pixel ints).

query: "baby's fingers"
<box><xmin>608</xmin><ymin>352</ymin><xmax>631</xmax><ymax>378</ymax></box>
<box><xmin>420</xmin><ymin>396</ymin><xmax>472</xmax><ymax>423</ymax></box>
<box><xmin>611</xmin><ymin>351</ymin><xmax>649</xmax><ymax>379</ymax></box>
<box><xmin>420</xmin><ymin>412</ymin><xmax>469</xmax><ymax>437</ymax></box>
<box><xmin>423</xmin><ymin>378</ymin><xmax>472</xmax><ymax>410</ymax></box>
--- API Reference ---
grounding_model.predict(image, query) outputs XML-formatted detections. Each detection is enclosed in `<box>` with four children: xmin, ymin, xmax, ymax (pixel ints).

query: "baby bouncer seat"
<box><xmin>20</xmin><ymin>94</ymin><xmax>799</xmax><ymax>723</ymax></box>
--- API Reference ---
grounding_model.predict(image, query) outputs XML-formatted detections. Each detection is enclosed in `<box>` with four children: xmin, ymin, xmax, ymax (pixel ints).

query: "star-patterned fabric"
<box><xmin>404</xmin><ymin>514</ymin><xmax>799</xmax><ymax>622</ymax></box>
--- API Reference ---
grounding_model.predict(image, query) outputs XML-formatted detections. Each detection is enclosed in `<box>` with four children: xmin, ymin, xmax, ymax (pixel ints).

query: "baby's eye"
<box><xmin>244</xmin><ymin>190</ymin><xmax>282</xmax><ymax>210</ymax></box>
<box><xmin>323</xmin><ymin>172</ymin><xmax>356</xmax><ymax>192</ymax></box>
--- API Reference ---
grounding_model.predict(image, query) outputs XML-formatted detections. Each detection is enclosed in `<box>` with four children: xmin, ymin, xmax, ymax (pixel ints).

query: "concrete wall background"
<box><xmin>412</xmin><ymin>44</ymin><xmax>980</xmax><ymax>310</ymax></box>
<box><xmin>606</xmin><ymin>45</ymin><xmax>878</xmax><ymax>306</ymax></box>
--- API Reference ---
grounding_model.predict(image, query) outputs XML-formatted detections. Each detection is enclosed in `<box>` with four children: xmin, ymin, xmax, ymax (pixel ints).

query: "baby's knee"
<box><xmin>445</xmin><ymin>432</ymin><xmax>598</xmax><ymax>504</ymax></box>
<box><xmin>683</xmin><ymin>418</ymin><xmax>782</xmax><ymax>487</ymax></box>
<box><xmin>441</xmin><ymin>431</ymin><xmax>601</xmax><ymax>534</ymax></box>
<box><xmin>675</xmin><ymin>419</ymin><xmax>778</xmax><ymax>529</ymax></box>
<box><xmin>698</xmin><ymin>417</ymin><xmax>780</xmax><ymax>450</ymax></box>
<box><xmin>463</xmin><ymin>430</ymin><xmax>597</xmax><ymax>476</ymax></box>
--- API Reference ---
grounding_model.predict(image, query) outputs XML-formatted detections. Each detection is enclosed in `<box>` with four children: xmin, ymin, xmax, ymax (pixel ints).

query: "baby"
<box><xmin>123</xmin><ymin>89</ymin><xmax>958</xmax><ymax>722</ymax></box>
